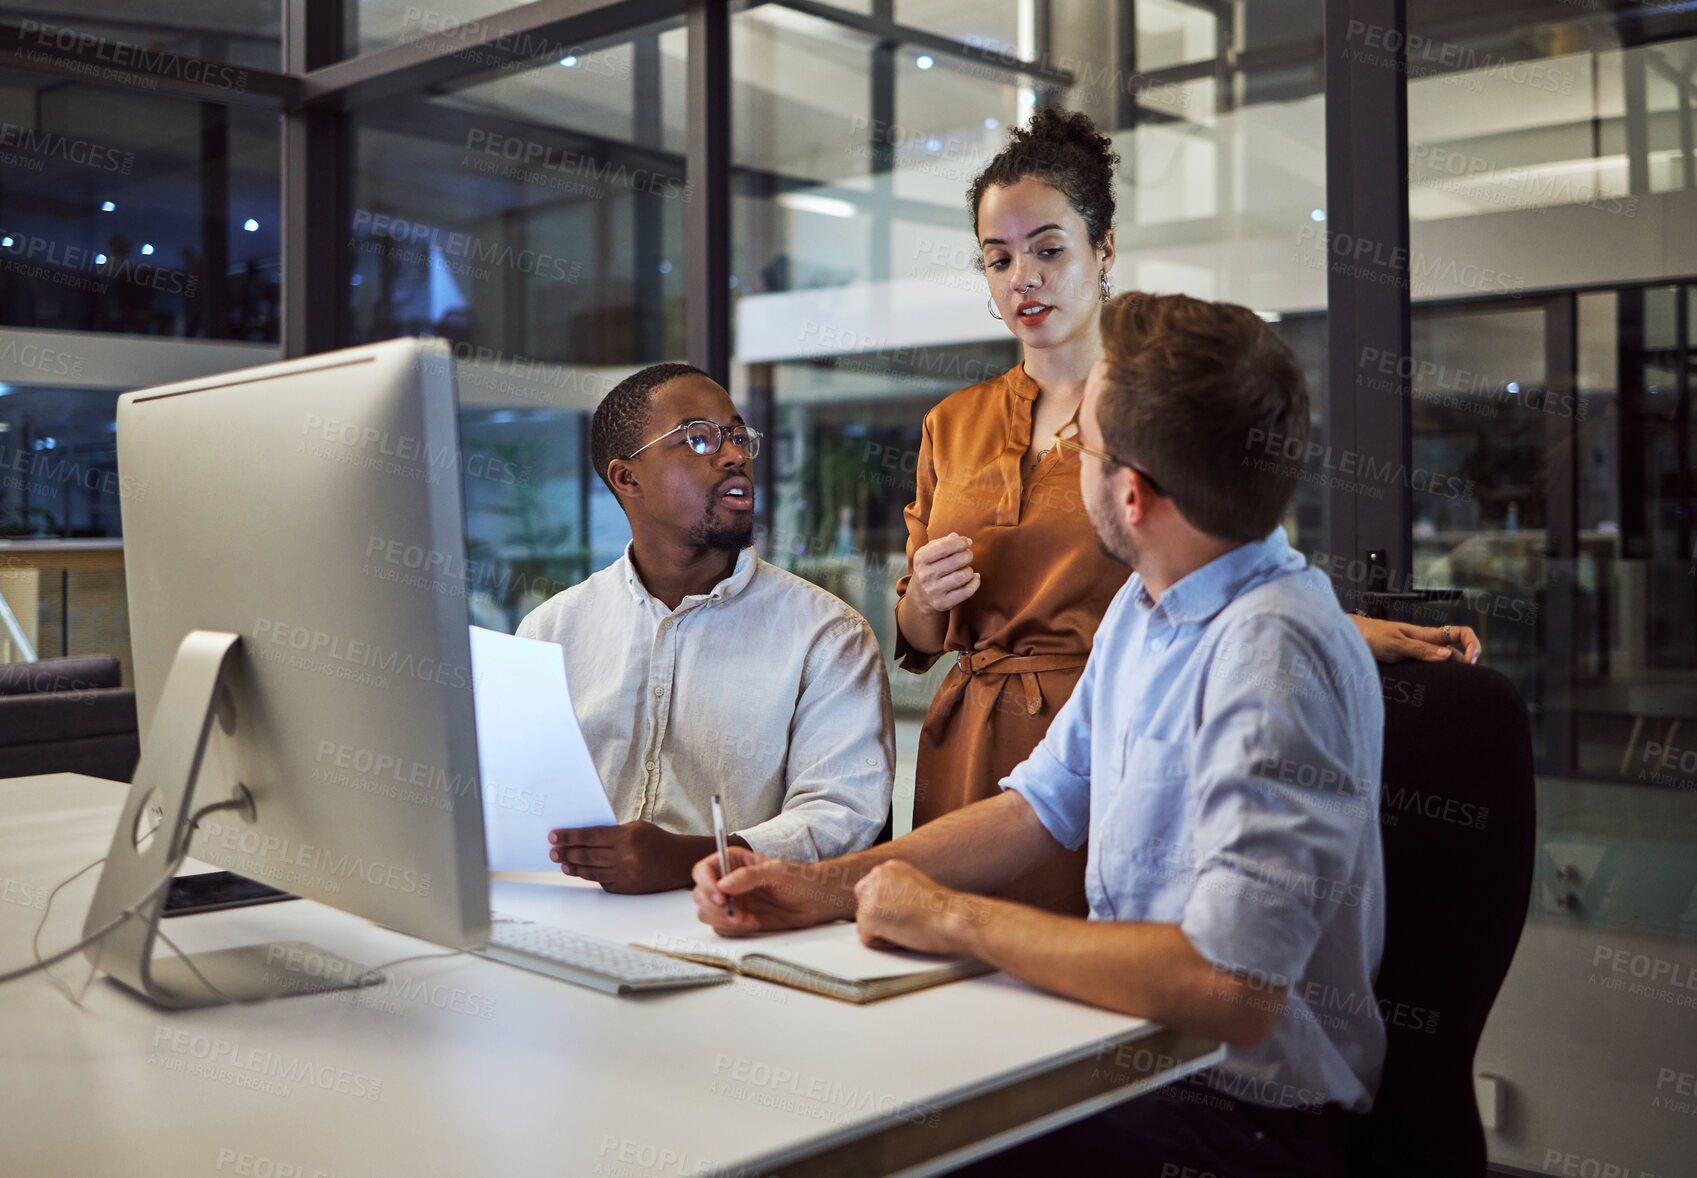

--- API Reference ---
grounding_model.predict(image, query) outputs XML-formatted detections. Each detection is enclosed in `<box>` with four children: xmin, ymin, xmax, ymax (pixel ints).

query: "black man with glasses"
<box><xmin>517</xmin><ymin>362</ymin><xmax>895</xmax><ymax>894</ymax></box>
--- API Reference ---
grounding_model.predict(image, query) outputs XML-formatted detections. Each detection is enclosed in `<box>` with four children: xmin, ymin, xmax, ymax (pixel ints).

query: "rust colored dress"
<box><xmin>895</xmin><ymin>362</ymin><xmax>1131</xmax><ymax>915</ymax></box>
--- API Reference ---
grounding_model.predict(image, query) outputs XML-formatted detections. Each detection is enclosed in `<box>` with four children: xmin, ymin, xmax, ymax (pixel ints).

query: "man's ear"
<box><xmin>1121</xmin><ymin>467</ymin><xmax>1155</xmax><ymax>527</ymax></box>
<box><xmin>607</xmin><ymin>458</ymin><xmax>642</xmax><ymax>504</ymax></box>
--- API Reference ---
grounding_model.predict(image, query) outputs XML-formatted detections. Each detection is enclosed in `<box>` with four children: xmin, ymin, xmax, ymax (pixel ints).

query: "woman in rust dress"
<box><xmin>895</xmin><ymin>108</ymin><xmax>1479</xmax><ymax>914</ymax></box>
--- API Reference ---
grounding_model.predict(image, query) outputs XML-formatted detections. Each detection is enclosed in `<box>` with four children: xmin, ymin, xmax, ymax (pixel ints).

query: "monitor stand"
<box><xmin>81</xmin><ymin>630</ymin><xmax>381</xmax><ymax>1009</ymax></box>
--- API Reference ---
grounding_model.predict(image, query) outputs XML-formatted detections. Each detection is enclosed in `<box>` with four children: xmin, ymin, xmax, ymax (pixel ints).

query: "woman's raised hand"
<box><xmin>908</xmin><ymin>533</ymin><xmax>981</xmax><ymax>616</ymax></box>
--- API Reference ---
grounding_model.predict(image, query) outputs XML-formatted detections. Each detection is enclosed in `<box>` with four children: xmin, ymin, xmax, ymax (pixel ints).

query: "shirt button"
<box><xmin>645</xmin><ymin>760</ymin><xmax>656</xmax><ymax>772</ymax></box>
<box><xmin>1148</xmin><ymin>638</ymin><xmax>1166</xmax><ymax>652</ymax></box>
<box><xmin>659</xmin><ymin>619</ymin><xmax>671</xmax><ymax>630</ymax></box>
<box><xmin>865</xmin><ymin>757</ymin><xmax>878</xmax><ymax>767</ymax></box>
<box><xmin>653</xmin><ymin>686</ymin><xmax>664</xmax><ymax>697</ymax></box>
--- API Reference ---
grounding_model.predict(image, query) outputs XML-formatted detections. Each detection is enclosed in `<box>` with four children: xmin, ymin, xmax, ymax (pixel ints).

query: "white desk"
<box><xmin>0</xmin><ymin>774</ymin><xmax>1222</xmax><ymax>1178</ymax></box>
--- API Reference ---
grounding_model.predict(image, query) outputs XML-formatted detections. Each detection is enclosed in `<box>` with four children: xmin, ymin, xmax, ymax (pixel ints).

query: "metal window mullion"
<box><xmin>281</xmin><ymin>0</ymin><xmax>345</xmax><ymax>357</ymax></box>
<box><xmin>633</xmin><ymin>29</ymin><xmax>665</xmax><ymax>360</ymax></box>
<box><xmin>1115</xmin><ymin>0</ymin><xmax>1138</xmax><ymax>132</ymax></box>
<box><xmin>685</xmin><ymin>0</ymin><xmax>730</xmax><ymax>384</ymax></box>
<box><xmin>1322</xmin><ymin>0</ymin><xmax>1411</xmax><ymax>606</ymax></box>
<box><xmin>1543</xmin><ymin>293</ymin><xmax>1580</xmax><ymax>775</ymax></box>
<box><xmin>199</xmin><ymin>101</ymin><xmax>230</xmax><ymax>339</ymax></box>
<box><xmin>0</xmin><ymin>19</ymin><xmax>293</xmax><ymax>110</ymax></box>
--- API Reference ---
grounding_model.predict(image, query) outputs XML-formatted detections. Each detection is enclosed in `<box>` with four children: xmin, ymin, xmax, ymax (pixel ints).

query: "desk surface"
<box><xmin>0</xmin><ymin>774</ymin><xmax>1221</xmax><ymax>1178</ymax></box>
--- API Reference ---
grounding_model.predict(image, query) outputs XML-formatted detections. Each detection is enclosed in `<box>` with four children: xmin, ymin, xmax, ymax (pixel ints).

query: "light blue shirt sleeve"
<box><xmin>999</xmin><ymin>662</ymin><xmax>1093</xmax><ymax>849</ymax></box>
<box><xmin>998</xmin><ymin>581</ymin><xmax>1139</xmax><ymax>850</ymax></box>
<box><xmin>1179</xmin><ymin>609</ymin><xmax>1383</xmax><ymax>983</ymax></box>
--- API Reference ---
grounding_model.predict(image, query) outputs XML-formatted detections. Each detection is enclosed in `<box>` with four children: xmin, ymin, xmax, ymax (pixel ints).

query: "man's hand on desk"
<box><xmin>549</xmin><ymin>821</ymin><xmax>747</xmax><ymax>894</ymax></box>
<box><xmin>852</xmin><ymin>861</ymin><xmax>989</xmax><ymax>955</ymax></box>
<box><xmin>691</xmin><ymin>846</ymin><xmax>856</xmax><ymax>935</ymax></box>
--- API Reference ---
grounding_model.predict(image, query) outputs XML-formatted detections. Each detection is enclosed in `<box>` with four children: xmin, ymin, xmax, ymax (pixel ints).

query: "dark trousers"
<box><xmin>944</xmin><ymin>1069</ymin><xmax>1358</xmax><ymax>1178</ymax></box>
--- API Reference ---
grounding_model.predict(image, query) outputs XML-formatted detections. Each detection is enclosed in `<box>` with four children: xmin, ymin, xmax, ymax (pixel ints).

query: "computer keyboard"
<box><xmin>477</xmin><ymin>912</ymin><xmax>731</xmax><ymax>996</ymax></box>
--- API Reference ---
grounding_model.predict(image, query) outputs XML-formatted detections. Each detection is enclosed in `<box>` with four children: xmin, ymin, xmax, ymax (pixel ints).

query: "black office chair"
<box><xmin>0</xmin><ymin>653</ymin><xmax>140</xmax><ymax>781</ymax></box>
<box><xmin>1351</xmin><ymin>658</ymin><xmax>1536</xmax><ymax>1175</ymax></box>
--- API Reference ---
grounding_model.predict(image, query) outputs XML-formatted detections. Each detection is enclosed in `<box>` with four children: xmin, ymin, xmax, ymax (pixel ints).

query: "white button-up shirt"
<box><xmin>517</xmin><ymin>543</ymin><xmax>894</xmax><ymax>861</ymax></box>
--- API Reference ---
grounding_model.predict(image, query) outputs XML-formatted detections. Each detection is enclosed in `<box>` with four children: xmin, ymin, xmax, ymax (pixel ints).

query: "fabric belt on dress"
<box><xmin>933</xmin><ymin>646</ymin><xmax>1089</xmax><ymax>721</ymax></box>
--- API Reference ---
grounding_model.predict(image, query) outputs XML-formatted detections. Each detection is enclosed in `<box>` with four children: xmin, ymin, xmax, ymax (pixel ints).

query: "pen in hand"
<box><xmin>710</xmin><ymin>793</ymin><xmax>735</xmax><ymax>917</ymax></box>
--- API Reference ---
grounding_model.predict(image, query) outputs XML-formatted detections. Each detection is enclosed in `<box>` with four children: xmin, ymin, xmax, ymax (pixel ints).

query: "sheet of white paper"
<box><xmin>469</xmin><ymin>625</ymin><xmax>616</xmax><ymax>871</ymax></box>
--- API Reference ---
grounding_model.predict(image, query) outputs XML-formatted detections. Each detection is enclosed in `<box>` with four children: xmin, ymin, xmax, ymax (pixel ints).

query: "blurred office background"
<box><xmin>0</xmin><ymin>1</ymin><xmax>1694</xmax><ymax>1171</ymax></box>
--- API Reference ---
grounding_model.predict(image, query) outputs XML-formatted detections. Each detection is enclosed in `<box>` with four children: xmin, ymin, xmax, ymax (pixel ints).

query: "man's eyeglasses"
<box><xmin>1052</xmin><ymin>432</ymin><xmax>1166</xmax><ymax>497</ymax></box>
<box><xmin>626</xmin><ymin>420</ymin><xmax>762</xmax><ymax>461</ymax></box>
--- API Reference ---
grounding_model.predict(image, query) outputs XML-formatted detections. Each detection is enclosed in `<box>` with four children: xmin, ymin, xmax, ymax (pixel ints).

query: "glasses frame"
<box><xmin>1053</xmin><ymin>433</ymin><xmax>1166</xmax><ymax>497</ymax></box>
<box><xmin>625</xmin><ymin>419</ymin><xmax>762</xmax><ymax>461</ymax></box>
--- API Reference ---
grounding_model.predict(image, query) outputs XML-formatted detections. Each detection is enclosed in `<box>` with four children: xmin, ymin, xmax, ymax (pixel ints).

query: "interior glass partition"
<box><xmin>728</xmin><ymin>0</ymin><xmax>1330</xmax><ymax>830</ymax></box>
<box><xmin>0</xmin><ymin>53</ymin><xmax>284</xmax><ymax>681</ymax></box>
<box><xmin>1405</xmin><ymin>10</ymin><xmax>1697</xmax><ymax>1173</ymax></box>
<box><xmin>348</xmin><ymin>14</ymin><xmax>689</xmax><ymax>632</ymax></box>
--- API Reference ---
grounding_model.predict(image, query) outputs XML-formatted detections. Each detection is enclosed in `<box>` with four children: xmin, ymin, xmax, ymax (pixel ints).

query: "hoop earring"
<box><xmin>987</xmin><ymin>297</ymin><xmax>1003</xmax><ymax>321</ymax></box>
<box><xmin>1099</xmin><ymin>272</ymin><xmax>1112</xmax><ymax>301</ymax></box>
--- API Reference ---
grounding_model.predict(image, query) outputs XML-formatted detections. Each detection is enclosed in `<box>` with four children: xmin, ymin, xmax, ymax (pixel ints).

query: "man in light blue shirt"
<box><xmin>1001</xmin><ymin>525</ymin><xmax>1386</xmax><ymax>1124</ymax></box>
<box><xmin>690</xmin><ymin>291</ymin><xmax>1386</xmax><ymax>1176</ymax></box>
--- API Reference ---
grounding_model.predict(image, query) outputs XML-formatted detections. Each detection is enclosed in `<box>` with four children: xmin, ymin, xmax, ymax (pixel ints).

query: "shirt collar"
<box><xmin>619</xmin><ymin>541</ymin><xmax>759</xmax><ymax>610</ymax></box>
<box><xmin>1003</xmin><ymin>361</ymin><xmax>1039</xmax><ymax>401</ymax></box>
<box><xmin>1135</xmin><ymin>527</ymin><xmax>1304</xmax><ymax>627</ymax></box>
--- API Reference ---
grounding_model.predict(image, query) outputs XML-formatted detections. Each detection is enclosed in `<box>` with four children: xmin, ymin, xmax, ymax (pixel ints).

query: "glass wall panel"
<box><xmin>732</xmin><ymin>1</ymin><xmax>1328</xmax><ymax>831</ymax></box>
<box><xmin>0</xmin><ymin>62</ymin><xmax>284</xmax><ymax>682</ymax></box>
<box><xmin>345</xmin><ymin>0</ymin><xmax>517</xmax><ymax>59</ymax></box>
<box><xmin>344</xmin><ymin>0</ymin><xmax>662</xmax><ymax>61</ymax></box>
<box><xmin>1</xmin><ymin>2</ymin><xmax>282</xmax><ymax>70</ymax></box>
<box><xmin>1406</xmin><ymin>10</ymin><xmax>1697</xmax><ymax>1174</ymax></box>
<box><xmin>350</xmin><ymin>16</ymin><xmax>687</xmax><ymax>633</ymax></box>
<box><xmin>893</xmin><ymin>0</ymin><xmax>1020</xmax><ymax>56</ymax></box>
<box><xmin>1132</xmin><ymin>0</ymin><xmax>1218</xmax><ymax>73</ymax></box>
<box><xmin>0</xmin><ymin>71</ymin><xmax>282</xmax><ymax>341</ymax></box>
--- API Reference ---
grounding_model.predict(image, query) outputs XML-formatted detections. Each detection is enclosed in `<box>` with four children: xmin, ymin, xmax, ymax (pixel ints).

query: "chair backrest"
<box><xmin>1352</xmin><ymin>658</ymin><xmax>1536</xmax><ymax>1175</ymax></box>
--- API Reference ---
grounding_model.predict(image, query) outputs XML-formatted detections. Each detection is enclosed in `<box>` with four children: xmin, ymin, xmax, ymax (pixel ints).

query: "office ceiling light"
<box><xmin>916</xmin><ymin>55</ymin><xmax>934</xmax><ymax>69</ymax></box>
<box><xmin>1310</xmin><ymin>208</ymin><xmax>1326</xmax><ymax>222</ymax></box>
<box><xmin>560</xmin><ymin>55</ymin><xmax>577</xmax><ymax>66</ymax></box>
<box><xmin>141</xmin><ymin>243</ymin><xmax>154</xmax><ymax>255</ymax></box>
<box><xmin>244</xmin><ymin>218</ymin><xmax>260</xmax><ymax>232</ymax></box>
<box><xmin>777</xmin><ymin>192</ymin><xmax>856</xmax><ymax>218</ymax></box>
<box><xmin>1</xmin><ymin>236</ymin><xmax>12</xmax><ymax>248</ymax></box>
<box><xmin>985</xmin><ymin>117</ymin><xmax>999</xmax><ymax>129</ymax></box>
<box><xmin>95</xmin><ymin>253</ymin><xmax>107</xmax><ymax>265</ymax></box>
<box><xmin>101</xmin><ymin>200</ymin><xmax>116</xmax><ymax>211</ymax></box>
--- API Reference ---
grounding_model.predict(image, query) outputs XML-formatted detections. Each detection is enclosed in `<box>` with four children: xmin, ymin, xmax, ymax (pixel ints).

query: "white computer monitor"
<box><xmin>83</xmin><ymin>338</ymin><xmax>490</xmax><ymax>1008</ymax></box>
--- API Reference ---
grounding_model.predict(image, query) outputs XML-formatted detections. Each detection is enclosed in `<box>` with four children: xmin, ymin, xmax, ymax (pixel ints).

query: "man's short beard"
<box><xmin>1095</xmin><ymin>527</ymin><xmax>1137</xmax><ymax>569</ymax></box>
<box><xmin>1085</xmin><ymin>480</ymin><xmax>1137</xmax><ymax>569</ymax></box>
<box><xmin>691</xmin><ymin>503</ymin><xmax>754</xmax><ymax>551</ymax></box>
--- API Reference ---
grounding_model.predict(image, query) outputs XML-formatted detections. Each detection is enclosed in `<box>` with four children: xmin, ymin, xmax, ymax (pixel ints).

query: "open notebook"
<box><xmin>631</xmin><ymin>921</ymin><xmax>993</xmax><ymax>1004</ymax></box>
